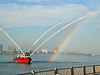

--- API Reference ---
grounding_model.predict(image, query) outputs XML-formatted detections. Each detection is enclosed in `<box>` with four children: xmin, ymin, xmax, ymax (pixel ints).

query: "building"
<box><xmin>42</xmin><ymin>49</ymin><xmax>48</xmax><ymax>54</ymax></box>
<box><xmin>53</xmin><ymin>47</ymin><xmax>59</xmax><ymax>53</ymax></box>
<box><xmin>8</xmin><ymin>46</ymin><xmax>17</xmax><ymax>54</ymax></box>
<box><xmin>0</xmin><ymin>44</ymin><xmax>3</xmax><ymax>52</ymax></box>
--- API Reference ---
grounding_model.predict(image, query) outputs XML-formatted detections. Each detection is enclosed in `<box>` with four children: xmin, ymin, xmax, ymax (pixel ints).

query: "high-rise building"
<box><xmin>0</xmin><ymin>44</ymin><xmax>3</xmax><ymax>52</ymax></box>
<box><xmin>8</xmin><ymin>46</ymin><xmax>16</xmax><ymax>54</ymax></box>
<box><xmin>54</xmin><ymin>47</ymin><xmax>59</xmax><ymax>53</ymax></box>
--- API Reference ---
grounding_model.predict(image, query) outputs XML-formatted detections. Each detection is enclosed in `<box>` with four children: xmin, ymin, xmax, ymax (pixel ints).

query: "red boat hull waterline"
<box><xmin>13</xmin><ymin>57</ymin><xmax>32</xmax><ymax>64</ymax></box>
<box><xmin>13</xmin><ymin>53</ymin><xmax>32</xmax><ymax>64</ymax></box>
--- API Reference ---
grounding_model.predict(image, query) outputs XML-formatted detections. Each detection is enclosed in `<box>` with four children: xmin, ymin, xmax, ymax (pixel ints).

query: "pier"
<box><xmin>18</xmin><ymin>64</ymin><xmax>100</xmax><ymax>75</ymax></box>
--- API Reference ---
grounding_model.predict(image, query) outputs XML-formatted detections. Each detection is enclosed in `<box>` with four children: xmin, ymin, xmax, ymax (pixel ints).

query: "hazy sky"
<box><xmin>0</xmin><ymin>0</ymin><xmax>100</xmax><ymax>54</ymax></box>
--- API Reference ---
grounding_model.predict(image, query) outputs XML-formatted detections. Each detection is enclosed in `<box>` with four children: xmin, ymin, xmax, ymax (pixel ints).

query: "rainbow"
<box><xmin>50</xmin><ymin>24</ymin><xmax>80</xmax><ymax>61</ymax></box>
<box><xmin>50</xmin><ymin>12</ymin><xmax>98</xmax><ymax>61</ymax></box>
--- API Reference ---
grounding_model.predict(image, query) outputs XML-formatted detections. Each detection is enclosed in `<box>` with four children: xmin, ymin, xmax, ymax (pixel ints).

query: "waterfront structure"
<box><xmin>19</xmin><ymin>64</ymin><xmax>100</xmax><ymax>75</ymax></box>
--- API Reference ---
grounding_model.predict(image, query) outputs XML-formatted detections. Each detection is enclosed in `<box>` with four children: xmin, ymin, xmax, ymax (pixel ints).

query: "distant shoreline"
<box><xmin>0</xmin><ymin>53</ymin><xmax>99</xmax><ymax>56</ymax></box>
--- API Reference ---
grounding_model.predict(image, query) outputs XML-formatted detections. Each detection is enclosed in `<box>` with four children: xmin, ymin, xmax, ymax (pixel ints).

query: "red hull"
<box><xmin>13</xmin><ymin>57</ymin><xmax>31</xmax><ymax>64</ymax></box>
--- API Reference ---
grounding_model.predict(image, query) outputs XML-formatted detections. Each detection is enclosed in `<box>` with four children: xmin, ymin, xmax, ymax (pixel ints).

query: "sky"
<box><xmin>0</xmin><ymin>0</ymin><xmax>100</xmax><ymax>54</ymax></box>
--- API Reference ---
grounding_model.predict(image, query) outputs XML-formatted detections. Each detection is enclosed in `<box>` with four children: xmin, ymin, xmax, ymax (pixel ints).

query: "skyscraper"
<box><xmin>0</xmin><ymin>44</ymin><xmax>3</xmax><ymax>52</ymax></box>
<box><xmin>8</xmin><ymin>46</ymin><xmax>15</xmax><ymax>54</ymax></box>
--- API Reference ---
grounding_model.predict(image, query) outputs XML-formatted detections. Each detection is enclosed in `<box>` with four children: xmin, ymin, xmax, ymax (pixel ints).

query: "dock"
<box><xmin>18</xmin><ymin>64</ymin><xmax>100</xmax><ymax>75</ymax></box>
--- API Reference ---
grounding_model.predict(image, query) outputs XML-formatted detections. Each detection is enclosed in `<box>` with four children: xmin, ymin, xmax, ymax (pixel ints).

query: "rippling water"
<box><xmin>0</xmin><ymin>54</ymin><xmax>100</xmax><ymax>75</ymax></box>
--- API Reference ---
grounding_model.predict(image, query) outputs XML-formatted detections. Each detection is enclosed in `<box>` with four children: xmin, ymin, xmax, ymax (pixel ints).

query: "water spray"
<box><xmin>0</xmin><ymin>26</ymin><xmax>25</xmax><ymax>54</ymax></box>
<box><xmin>27</xmin><ymin>21</ymin><xmax>68</xmax><ymax>52</ymax></box>
<box><xmin>0</xmin><ymin>28</ymin><xmax>3</xmax><ymax>31</ymax></box>
<box><xmin>30</xmin><ymin>12</ymin><xmax>96</xmax><ymax>56</ymax></box>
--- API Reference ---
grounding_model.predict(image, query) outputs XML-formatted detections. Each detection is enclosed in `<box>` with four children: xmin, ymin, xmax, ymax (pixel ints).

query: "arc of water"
<box><xmin>0</xmin><ymin>28</ymin><xmax>3</xmax><ymax>31</ymax></box>
<box><xmin>27</xmin><ymin>21</ymin><xmax>68</xmax><ymax>52</ymax></box>
<box><xmin>0</xmin><ymin>27</ymin><xmax>24</xmax><ymax>54</ymax></box>
<box><xmin>30</xmin><ymin>12</ymin><xmax>96</xmax><ymax>56</ymax></box>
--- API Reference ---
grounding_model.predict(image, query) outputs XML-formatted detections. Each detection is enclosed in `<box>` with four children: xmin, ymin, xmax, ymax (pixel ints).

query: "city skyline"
<box><xmin>0</xmin><ymin>0</ymin><xmax>100</xmax><ymax>54</ymax></box>
<box><xmin>0</xmin><ymin>44</ymin><xmax>98</xmax><ymax>56</ymax></box>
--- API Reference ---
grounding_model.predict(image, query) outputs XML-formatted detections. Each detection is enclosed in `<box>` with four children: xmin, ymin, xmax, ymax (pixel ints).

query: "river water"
<box><xmin>0</xmin><ymin>54</ymin><xmax>100</xmax><ymax>75</ymax></box>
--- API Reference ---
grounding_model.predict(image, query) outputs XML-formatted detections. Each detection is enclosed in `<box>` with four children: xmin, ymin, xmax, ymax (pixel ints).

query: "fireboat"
<box><xmin>13</xmin><ymin>53</ymin><xmax>32</xmax><ymax>64</ymax></box>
